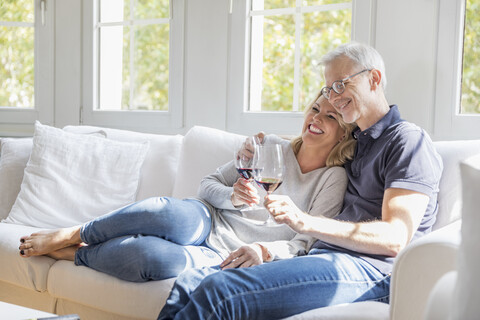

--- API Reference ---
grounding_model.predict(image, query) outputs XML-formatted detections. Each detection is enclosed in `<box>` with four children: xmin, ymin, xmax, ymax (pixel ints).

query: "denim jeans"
<box><xmin>75</xmin><ymin>197</ymin><xmax>223</xmax><ymax>282</ymax></box>
<box><xmin>158</xmin><ymin>249</ymin><xmax>390</xmax><ymax>320</ymax></box>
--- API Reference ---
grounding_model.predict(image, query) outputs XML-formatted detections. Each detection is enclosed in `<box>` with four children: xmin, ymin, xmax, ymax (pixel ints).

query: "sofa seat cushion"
<box><xmin>47</xmin><ymin>260</ymin><xmax>175</xmax><ymax>319</ymax></box>
<box><xmin>0</xmin><ymin>223</ymin><xmax>56</xmax><ymax>292</ymax></box>
<box><xmin>63</xmin><ymin>125</ymin><xmax>183</xmax><ymax>200</ymax></box>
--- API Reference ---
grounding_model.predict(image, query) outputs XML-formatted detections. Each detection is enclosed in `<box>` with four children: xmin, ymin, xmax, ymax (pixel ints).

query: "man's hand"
<box><xmin>264</xmin><ymin>194</ymin><xmax>310</xmax><ymax>233</ymax></box>
<box><xmin>220</xmin><ymin>244</ymin><xmax>264</xmax><ymax>269</ymax></box>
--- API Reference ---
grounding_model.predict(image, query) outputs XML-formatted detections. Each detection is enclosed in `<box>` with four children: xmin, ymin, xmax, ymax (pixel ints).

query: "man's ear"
<box><xmin>370</xmin><ymin>69</ymin><xmax>382</xmax><ymax>90</ymax></box>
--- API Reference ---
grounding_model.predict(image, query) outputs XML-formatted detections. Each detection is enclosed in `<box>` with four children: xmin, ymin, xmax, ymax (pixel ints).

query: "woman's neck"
<box><xmin>296</xmin><ymin>144</ymin><xmax>330</xmax><ymax>174</ymax></box>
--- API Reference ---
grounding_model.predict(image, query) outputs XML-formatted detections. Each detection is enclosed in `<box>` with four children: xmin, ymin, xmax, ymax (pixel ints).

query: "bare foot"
<box><xmin>19</xmin><ymin>226</ymin><xmax>82</xmax><ymax>258</ymax></box>
<box><xmin>47</xmin><ymin>244</ymin><xmax>85</xmax><ymax>261</ymax></box>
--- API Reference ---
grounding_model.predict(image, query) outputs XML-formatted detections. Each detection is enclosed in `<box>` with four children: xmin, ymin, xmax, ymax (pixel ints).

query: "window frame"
<box><xmin>82</xmin><ymin>0</ymin><xmax>184</xmax><ymax>133</ymax></box>
<box><xmin>434</xmin><ymin>0</ymin><xmax>480</xmax><ymax>140</ymax></box>
<box><xmin>226</xmin><ymin>0</ymin><xmax>375</xmax><ymax>136</ymax></box>
<box><xmin>0</xmin><ymin>0</ymin><xmax>55</xmax><ymax>136</ymax></box>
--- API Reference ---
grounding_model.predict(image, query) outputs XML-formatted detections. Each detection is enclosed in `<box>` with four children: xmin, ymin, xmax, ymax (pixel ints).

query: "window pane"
<box><xmin>100</xmin><ymin>0</ymin><xmax>127</xmax><ymax>23</ymax></box>
<box><xmin>250</xmin><ymin>14</ymin><xmax>295</xmax><ymax>112</ymax></box>
<box><xmin>98</xmin><ymin>26</ymin><xmax>127</xmax><ymax>110</ymax></box>
<box><xmin>97</xmin><ymin>0</ymin><xmax>169</xmax><ymax>111</ymax></box>
<box><xmin>135</xmin><ymin>0</ymin><xmax>170</xmax><ymax>20</ymax></box>
<box><xmin>461</xmin><ymin>0</ymin><xmax>480</xmax><ymax>114</ymax></box>
<box><xmin>252</xmin><ymin>0</ymin><xmax>295</xmax><ymax>11</ymax></box>
<box><xmin>0</xmin><ymin>0</ymin><xmax>35</xmax><ymax>108</ymax></box>
<box><xmin>302</xmin><ymin>0</ymin><xmax>350</xmax><ymax>6</ymax></box>
<box><xmin>133</xmin><ymin>24</ymin><xmax>169</xmax><ymax>110</ymax></box>
<box><xmin>0</xmin><ymin>0</ymin><xmax>34</xmax><ymax>22</ymax></box>
<box><xmin>300</xmin><ymin>9</ymin><xmax>351</xmax><ymax>108</ymax></box>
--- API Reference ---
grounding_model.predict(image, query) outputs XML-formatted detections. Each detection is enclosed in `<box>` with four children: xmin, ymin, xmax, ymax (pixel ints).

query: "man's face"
<box><xmin>324</xmin><ymin>56</ymin><xmax>371</xmax><ymax>126</ymax></box>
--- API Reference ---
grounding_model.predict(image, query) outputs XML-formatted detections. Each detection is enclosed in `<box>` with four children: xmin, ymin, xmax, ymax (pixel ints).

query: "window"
<box><xmin>0</xmin><ymin>0</ymin><xmax>54</xmax><ymax>134</ymax></box>
<box><xmin>249</xmin><ymin>0</ymin><xmax>352</xmax><ymax>113</ymax></box>
<box><xmin>82</xmin><ymin>0</ymin><xmax>184</xmax><ymax>132</ymax></box>
<box><xmin>434</xmin><ymin>0</ymin><xmax>480</xmax><ymax>139</ymax></box>
<box><xmin>227</xmin><ymin>0</ymin><xmax>373</xmax><ymax>135</ymax></box>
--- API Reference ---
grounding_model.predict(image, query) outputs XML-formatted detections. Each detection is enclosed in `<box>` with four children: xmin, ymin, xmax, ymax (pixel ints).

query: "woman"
<box><xmin>18</xmin><ymin>94</ymin><xmax>355</xmax><ymax>283</ymax></box>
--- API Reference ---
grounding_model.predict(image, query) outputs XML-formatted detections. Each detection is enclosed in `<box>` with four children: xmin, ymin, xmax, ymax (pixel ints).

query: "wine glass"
<box><xmin>234</xmin><ymin>136</ymin><xmax>261</xmax><ymax>211</ymax></box>
<box><xmin>252</xmin><ymin>144</ymin><xmax>285</xmax><ymax>226</ymax></box>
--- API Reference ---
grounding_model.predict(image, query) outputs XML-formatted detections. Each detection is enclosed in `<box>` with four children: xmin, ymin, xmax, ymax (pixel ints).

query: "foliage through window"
<box><xmin>0</xmin><ymin>0</ymin><xmax>34</xmax><ymax>108</ymax></box>
<box><xmin>461</xmin><ymin>0</ymin><xmax>480</xmax><ymax>114</ymax></box>
<box><xmin>248</xmin><ymin>0</ymin><xmax>351</xmax><ymax>112</ymax></box>
<box><xmin>97</xmin><ymin>0</ymin><xmax>170</xmax><ymax>111</ymax></box>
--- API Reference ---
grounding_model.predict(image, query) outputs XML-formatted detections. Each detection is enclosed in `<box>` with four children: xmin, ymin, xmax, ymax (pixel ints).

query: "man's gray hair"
<box><xmin>321</xmin><ymin>42</ymin><xmax>387</xmax><ymax>91</ymax></box>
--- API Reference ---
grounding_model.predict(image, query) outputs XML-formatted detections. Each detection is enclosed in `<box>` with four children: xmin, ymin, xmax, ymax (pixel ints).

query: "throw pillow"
<box><xmin>0</xmin><ymin>138</ymin><xmax>33</xmax><ymax>220</ymax></box>
<box><xmin>3</xmin><ymin>122</ymin><xmax>149</xmax><ymax>228</ymax></box>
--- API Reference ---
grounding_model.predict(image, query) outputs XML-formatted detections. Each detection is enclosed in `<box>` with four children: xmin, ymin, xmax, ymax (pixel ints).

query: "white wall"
<box><xmin>50</xmin><ymin>0</ymin><xmax>474</xmax><ymax>140</ymax></box>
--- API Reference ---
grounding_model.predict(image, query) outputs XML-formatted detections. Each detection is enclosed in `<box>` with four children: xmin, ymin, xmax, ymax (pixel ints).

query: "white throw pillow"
<box><xmin>172</xmin><ymin>126</ymin><xmax>245</xmax><ymax>199</ymax></box>
<box><xmin>0</xmin><ymin>138</ymin><xmax>33</xmax><ymax>220</ymax></box>
<box><xmin>63</xmin><ymin>125</ymin><xmax>183</xmax><ymax>200</ymax></box>
<box><xmin>3</xmin><ymin>122</ymin><xmax>149</xmax><ymax>228</ymax></box>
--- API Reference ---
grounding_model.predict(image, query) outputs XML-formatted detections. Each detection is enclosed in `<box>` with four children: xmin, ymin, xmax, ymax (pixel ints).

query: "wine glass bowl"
<box><xmin>234</xmin><ymin>136</ymin><xmax>260</xmax><ymax>211</ymax></box>
<box><xmin>252</xmin><ymin>144</ymin><xmax>285</xmax><ymax>226</ymax></box>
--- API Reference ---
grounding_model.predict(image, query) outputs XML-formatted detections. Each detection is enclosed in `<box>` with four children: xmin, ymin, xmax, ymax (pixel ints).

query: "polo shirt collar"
<box><xmin>354</xmin><ymin>105</ymin><xmax>402</xmax><ymax>140</ymax></box>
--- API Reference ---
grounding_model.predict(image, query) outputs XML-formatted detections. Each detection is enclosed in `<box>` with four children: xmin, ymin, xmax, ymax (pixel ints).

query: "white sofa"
<box><xmin>0</xmin><ymin>125</ymin><xmax>479</xmax><ymax>320</ymax></box>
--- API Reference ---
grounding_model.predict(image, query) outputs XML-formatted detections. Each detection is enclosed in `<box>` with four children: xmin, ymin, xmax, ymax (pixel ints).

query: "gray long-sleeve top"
<box><xmin>197</xmin><ymin>135</ymin><xmax>348</xmax><ymax>261</ymax></box>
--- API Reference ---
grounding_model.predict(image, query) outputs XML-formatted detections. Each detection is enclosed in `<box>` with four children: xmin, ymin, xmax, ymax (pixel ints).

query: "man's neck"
<box><xmin>357</xmin><ymin>96</ymin><xmax>390</xmax><ymax>131</ymax></box>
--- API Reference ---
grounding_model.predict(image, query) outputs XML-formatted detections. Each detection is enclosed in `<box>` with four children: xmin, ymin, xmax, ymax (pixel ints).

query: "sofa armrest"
<box><xmin>389</xmin><ymin>220</ymin><xmax>461</xmax><ymax>320</ymax></box>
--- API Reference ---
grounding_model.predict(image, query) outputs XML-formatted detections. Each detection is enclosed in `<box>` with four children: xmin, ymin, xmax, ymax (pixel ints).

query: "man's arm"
<box><xmin>268</xmin><ymin>187</ymin><xmax>429</xmax><ymax>257</ymax></box>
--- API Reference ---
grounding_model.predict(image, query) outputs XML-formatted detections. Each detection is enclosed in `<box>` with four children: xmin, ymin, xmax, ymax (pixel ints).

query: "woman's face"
<box><xmin>301</xmin><ymin>96</ymin><xmax>345</xmax><ymax>150</ymax></box>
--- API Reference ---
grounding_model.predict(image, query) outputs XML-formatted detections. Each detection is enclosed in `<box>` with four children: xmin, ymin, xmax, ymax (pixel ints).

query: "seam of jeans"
<box><xmin>205</xmin><ymin>278</ymin><xmax>388</xmax><ymax>320</ymax></box>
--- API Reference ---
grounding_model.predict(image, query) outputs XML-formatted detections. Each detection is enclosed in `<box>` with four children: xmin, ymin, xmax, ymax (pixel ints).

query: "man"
<box><xmin>158</xmin><ymin>42</ymin><xmax>443</xmax><ymax>320</ymax></box>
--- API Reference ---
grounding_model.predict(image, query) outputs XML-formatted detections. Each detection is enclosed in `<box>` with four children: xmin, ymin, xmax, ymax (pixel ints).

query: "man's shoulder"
<box><xmin>385</xmin><ymin>120</ymin><xmax>431</xmax><ymax>143</ymax></box>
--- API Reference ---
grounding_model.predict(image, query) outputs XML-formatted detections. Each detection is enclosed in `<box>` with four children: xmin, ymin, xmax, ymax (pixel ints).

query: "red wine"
<box><xmin>237</xmin><ymin>168</ymin><xmax>253</xmax><ymax>179</ymax></box>
<box><xmin>255</xmin><ymin>178</ymin><xmax>283</xmax><ymax>193</ymax></box>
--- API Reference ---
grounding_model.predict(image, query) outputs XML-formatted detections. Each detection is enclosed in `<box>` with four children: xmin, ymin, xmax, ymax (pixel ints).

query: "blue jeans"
<box><xmin>75</xmin><ymin>197</ymin><xmax>223</xmax><ymax>282</ymax></box>
<box><xmin>158</xmin><ymin>249</ymin><xmax>390</xmax><ymax>320</ymax></box>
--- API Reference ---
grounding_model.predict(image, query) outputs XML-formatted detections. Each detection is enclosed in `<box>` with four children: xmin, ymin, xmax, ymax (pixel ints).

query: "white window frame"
<box><xmin>226</xmin><ymin>0</ymin><xmax>376</xmax><ymax>136</ymax></box>
<box><xmin>82</xmin><ymin>0</ymin><xmax>184</xmax><ymax>133</ymax></box>
<box><xmin>434</xmin><ymin>0</ymin><xmax>480</xmax><ymax>140</ymax></box>
<box><xmin>0</xmin><ymin>0</ymin><xmax>54</xmax><ymax>136</ymax></box>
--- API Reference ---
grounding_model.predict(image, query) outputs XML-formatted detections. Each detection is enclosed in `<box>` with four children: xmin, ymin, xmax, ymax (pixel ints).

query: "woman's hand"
<box><xmin>231</xmin><ymin>178</ymin><xmax>260</xmax><ymax>207</ymax></box>
<box><xmin>220</xmin><ymin>244</ymin><xmax>264</xmax><ymax>270</ymax></box>
<box><xmin>264</xmin><ymin>195</ymin><xmax>310</xmax><ymax>233</ymax></box>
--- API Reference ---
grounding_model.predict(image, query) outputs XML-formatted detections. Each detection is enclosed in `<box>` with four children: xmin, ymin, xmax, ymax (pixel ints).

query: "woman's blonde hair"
<box><xmin>291</xmin><ymin>92</ymin><xmax>356</xmax><ymax>167</ymax></box>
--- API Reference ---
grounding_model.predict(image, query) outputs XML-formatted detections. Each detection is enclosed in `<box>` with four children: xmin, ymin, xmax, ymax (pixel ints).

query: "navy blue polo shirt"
<box><xmin>310</xmin><ymin>105</ymin><xmax>443</xmax><ymax>274</ymax></box>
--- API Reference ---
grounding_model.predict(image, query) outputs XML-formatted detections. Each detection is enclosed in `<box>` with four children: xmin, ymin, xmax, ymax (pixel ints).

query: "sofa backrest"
<box><xmin>433</xmin><ymin>140</ymin><xmax>480</xmax><ymax>230</ymax></box>
<box><xmin>172</xmin><ymin>126</ymin><xmax>246</xmax><ymax>199</ymax></box>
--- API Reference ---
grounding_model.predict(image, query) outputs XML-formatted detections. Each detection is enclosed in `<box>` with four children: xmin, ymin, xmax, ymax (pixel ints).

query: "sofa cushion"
<box><xmin>47</xmin><ymin>260</ymin><xmax>176</xmax><ymax>320</ymax></box>
<box><xmin>4</xmin><ymin>122</ymin><xmax>149</xmax><ymax>228</ymax></box>
<box><xmin>172</xmin><ymin>126</ymin><xmax>245</xmax><ymax>198</ymax></box>
<box><xmin>0</xmin><ymin>138</ymin><xmax>33</xmax><ymax>220</ymax></box>
<box><xmin>433</xmin><ymin>140</ymin><xmax>480</xmax><ymax>229</ymax></box>
<box><xmin>0</xmin><ymin>223</ymin><xmax>55</xmax><ymax>292</ymax></box>
<box><xmin>63</xmin><ymin>125</ymin><xmax>183</xmax><ymax>200</ymax></box>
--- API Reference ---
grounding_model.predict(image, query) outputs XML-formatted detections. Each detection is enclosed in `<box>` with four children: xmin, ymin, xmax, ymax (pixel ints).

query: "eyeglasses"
<box><xmin>321</xmin><ymin>69</ymin><xmax>371</xmax><ymax>100</ymax></box>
